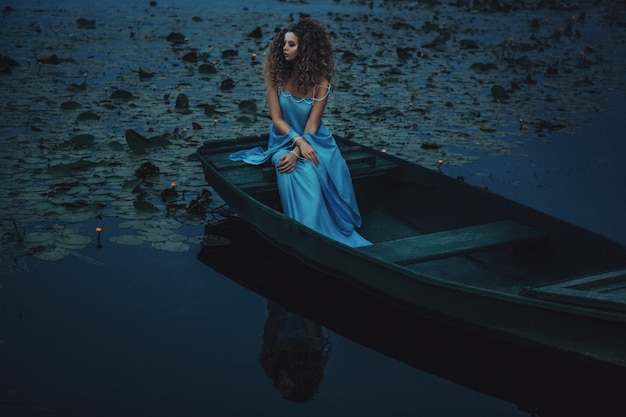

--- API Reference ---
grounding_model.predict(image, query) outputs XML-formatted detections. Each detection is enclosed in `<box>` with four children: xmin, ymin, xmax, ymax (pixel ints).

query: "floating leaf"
<box><xmin>236</xmin><ymin>116</ymin><xmax>253</xmax><ymax>124</ymax></box>
<box><xmin>166</xmin><ymin>32</ymin><xmax>186</xmax><ymax>44</ymax></box>
<box><xmin>199</xmin><ymin>63</ymin><xmax>217</xmax><ymax>74</ymax></box>
<box><xmin>110</xmin><ymin>89</ymin><xmax>135</xmax><ymax>101</ymax></box>
<box><xmin>460</xmin><ymin>39</ymin><xmax>479</xmax><ymax>49</ymax></box>
<box><xmin>60</xmin><ymin>101</ymin><xmax>81</xmax><ymax>110</ymax></box>
<box><xmin>76</xmin><ymin>18</ymin><xmax>96</xmax><ymax>29</ymax></box>
<box><xmin>37</xmin><ymin>54</ymin><xmax>60</xmax><ymax>65</ymax></box>
<box><xmin>57</xmin><ymin>233</ymin><xmax>91</xmax><ymax>245</ymax></box>
<box><xmin>69</xmin><ymin>134</ymin><xmax>95</xmax><ymax>147</ymax></box>
<box><xmin>136</xmin><ymin>231</ymin><xmax>168</xmax><ymax>242</ymax></box>
<box><xmin>133</xmin><ymin>200</ymin><xmax>160</xmax><ymax>213</ymax></box>
<box><xmin>58</xmin><ymin>213</ymin><xmax>92</xmax><ymax>223</ymax></box>
<box><xmin>152</xmin><ymin>241</ymin><xmax>190</xmax><ymax>252</ymax></box>
<box><xmin>149</xmin><ymin>136</ymin><xmax>172</xmax><ymax>148</ymax></box>
<box><xmin>125</xmin><ymin>129</ymin><xmax>151</xmax><ymax>154</ymax></box>
<box><xmin>238</xmin><ymin>100</ymin><xmax>257</xmax><ymax>114</ymax></box>
<box><xmin>122</xmin><ymin>177</ymin><xmax>143</xmax><ymax>192</ymax></box>
<box><xmin>175</xmin><ymin>93</ymin><xmax>189</xmax><ymax>109</ymax></box>
<box><xmin>138</xmin><ymin>66</ymin><xmax>154</xmax><ymax>79</ymax></box>
<box><xmin>247</xmin><ymin>26</ymin><xmax>262</xmax><ymax>38</ymax></box>
<box><xmin>470</xmin><ymin>62</ymin><xmax>498</xmax><ymax>72</ymax></box>
<box><xmin>340</xmin><ymin>50</ymin><xmax>360</xmax><ymax>61</ymax></box>
<box><xmin>423</xmin><ymin>33</ymin><xmax>450</xmax><ymax>50</ymax></box>
<box><xmin>32</xmin><ymin>247</ymin><xmax>69</xmax><ymax>261</ymax></box>
<box><xmin>220</xmin><ymin>78</ymin><xmax>235</xmax><ymax>90</ymax></box>
<box><xmin>379</xmin><ymin>77</ymin><xmax>399</xmax><ymax>85</ymax></box>
<box><xmin>396</xmin><ymin>47</ymin><xmax>411</xmax><ymax>60</ymax></box>
<box><xmin>23</xmin><ymin>232</ymin><xmax>55</xmax><ymax>248</ymax></box>
<box><xmin>491</xmin><ymin>85</ymin><xmax>509</xmax><ymax>101</ymax></box>
<box><xmin>118</xmin><ymin>220</ymin><xmax>146</xmax><ymax>229</ymax></box>
<box><xmin>109</xmin><ymin>234</ymin><xmax>143</xmax><ymax>245</ymax></box>
<box><xmin>182</xmin><ymin>52</ymin><xmax>197</xmax><ymax>63</ymax></box>
<box><xmin>222</xmin><ymin>49</ymin><xmax>238</xmax><ymax>58</ymax></box>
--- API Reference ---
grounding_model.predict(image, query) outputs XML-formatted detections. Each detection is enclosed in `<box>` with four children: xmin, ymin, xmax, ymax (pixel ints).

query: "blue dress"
<box><xmin>229</xmin><ymin>88</ymin><xmax>371</xmax><ymax>247</ymax></box>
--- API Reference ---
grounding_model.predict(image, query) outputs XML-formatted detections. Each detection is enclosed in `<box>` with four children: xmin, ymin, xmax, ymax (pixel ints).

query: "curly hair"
<box><xmin>264</xmin><ymin>18</ymin><xmax>335</xmax><ymax>95</ymax></box>
<box><xmin>260</xmin><ymin>335</ymin><xmax>332</xmax><ymax>403</ymax></box>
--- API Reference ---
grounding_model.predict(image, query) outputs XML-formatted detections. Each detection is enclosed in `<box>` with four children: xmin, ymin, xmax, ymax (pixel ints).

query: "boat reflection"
<box><xmin>197</xmin><ymin>218</ymin><xmax>626</xmax><ymax>417</ymax></box>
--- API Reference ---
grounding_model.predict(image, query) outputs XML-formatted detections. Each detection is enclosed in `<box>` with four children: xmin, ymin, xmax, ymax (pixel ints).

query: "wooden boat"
<box><xmin>197</xmin><ymin>218</ymin><xmax>626</xmax><ymax>417</ymax></box>
<box><xmin>196</xmin><ymin>133</ymin><xmax>626</xmax><ymax>369</ymax></box>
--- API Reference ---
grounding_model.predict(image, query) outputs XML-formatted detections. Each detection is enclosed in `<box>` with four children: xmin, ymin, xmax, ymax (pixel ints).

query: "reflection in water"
<box><xmin>260</xmin><ymin>301</ymin><xmax>331</xmax><ymax>403</ymax></box>
<box><xmin>197</xmin><ymin>218</ymin><xmax>626</xmax><ymax>417</ymax></box>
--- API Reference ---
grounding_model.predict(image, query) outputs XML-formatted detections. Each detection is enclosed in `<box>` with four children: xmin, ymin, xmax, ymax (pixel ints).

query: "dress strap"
<box><xmin>313</xmin><ymin>84</ymin><xmax>331</xmax><ymax>101</ymax></box>
<box><xmin>279</xmin><ymin>83</ymin><xmax>331</xmax><ymax>104</ymax></box>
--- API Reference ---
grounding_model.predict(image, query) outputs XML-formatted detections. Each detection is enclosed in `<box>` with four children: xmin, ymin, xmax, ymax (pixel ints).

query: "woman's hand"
<box><xmin>296</xmin><ymin>140</ymin><xmax>319</xmax><ymax>166</ymax></box>
<box><xmin>276</xmin><ymin>151</ymin><xmax>299</xmax><ymax>174</ymax></box>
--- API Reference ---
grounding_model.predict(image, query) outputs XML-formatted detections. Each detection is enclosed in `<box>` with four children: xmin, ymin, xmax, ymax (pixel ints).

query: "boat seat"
<box><xmin>236</xmin><ymin>150</ymin><xmax>398</xmax><ymax>192</ymax></box>
<box><xmin>526</xmin><ymin>269</ymin><xmax>626</xmax><ymax>313</ymax></box>
<box><xmin>356</xmin><ymin>220</ymin><xmax>545</xmax><ymax>265</ymax></box>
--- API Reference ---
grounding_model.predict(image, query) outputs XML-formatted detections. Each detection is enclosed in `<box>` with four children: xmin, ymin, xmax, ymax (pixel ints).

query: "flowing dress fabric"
<box><xmin>229</xmin><ymin>90</ymin><xmax>371</xmax><ymax>247</ymax></box>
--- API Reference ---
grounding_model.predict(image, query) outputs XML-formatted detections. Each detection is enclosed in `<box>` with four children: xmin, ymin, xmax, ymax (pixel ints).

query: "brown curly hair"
<box><xmin>260</xmin><ymin>335</ymin><xmax>332</xmax><ymax>403</ymax></box>
<box><xmin>264</xmin><ymin>18</ymin><xmax>335</xmax><ymax>95</ymax></box>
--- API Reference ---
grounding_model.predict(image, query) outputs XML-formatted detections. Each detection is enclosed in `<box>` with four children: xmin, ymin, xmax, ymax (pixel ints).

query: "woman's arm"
<box><xmin>266</xmin><ymin>80</ymin><xmax>290</xmax><ymax>136</ymax></box>
<box><xmin>303</xmin><ymin>80</ymin><xmax>330</xmax><ymax>135</ymax></box>
<box><xmin>296</xmin><ymin>79</ymin><xmax>330</xmax><ymax>166</ymax></box>
<box><xmin>266</xmin><ymin>80</ymin><xmax>302</xmax><ymax>142</ymax></box>
<box><xmin>267</xmin><ymin>80</ymin><xmax>301</xmax><ymax>173</ymax></box>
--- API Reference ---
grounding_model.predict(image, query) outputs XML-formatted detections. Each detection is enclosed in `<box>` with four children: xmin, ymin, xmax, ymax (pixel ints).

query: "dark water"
<box><xmin>2</xmin><ymin>0</ymin><xmax>626</xmax><ymax>416</ymax></box>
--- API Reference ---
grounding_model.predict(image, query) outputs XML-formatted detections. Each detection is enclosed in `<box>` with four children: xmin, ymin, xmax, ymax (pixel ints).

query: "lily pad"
<box><xmin>470</xmin><ymin>62</ymin><xmax>498</xmax><ymax>72</ymax></box>
<box><xmin>110</xmin><ymin>89</ymin><xmax>135</xmax><ymax>101</ymax></box>
<box><xmin>60</xmin><ymin>101</ymin><xmax>81</xmax><ymax>110</ymax></box>
<box><xmin>152</xmin><ymin>241</ymin><xmax>190</xmax><ymax>252</ymax></box>
<box><xmin>125</xmin><ymin>129</ymin><xmax>151</xmax><ymax>154</ymax></box>
<box><xmin>77</xmin><ymin>111</ymin><xmax>100</xmax><ymax>121</ymax></box>
<box><xmin>199</xmin><ymin>63</ymin><xmax>217</xmax><ymax>74</ymax></box>
<box><xmin>32</xmin><ymin>247</ymin><xmax>70</xmax><ymax>261</ymax></box>
<box><xmin>175</xmin><ymin>93</ymin><xmax>189</xmax><ymax>109</ymax></box>
<box><xmin>166</xmin><ymin>32</ymin><xmax>186</xmax><ymax>44</ymax></box>
<box><xmin>238</xmin><ymin>100</ymin><xmax>257</xmax><ymax>114</ymax></box>
<box><xmin>57</xmin><ymin>233</ymin><xmax>92</xmax><ymax>246</ymax></box>
<box><xmin>122</xmin><ymin>177</ymin><xmax>143</xmax><ymax>192</ymax></box>
<box><xmin>22</xmin><ymin>231</ymin><xmax>55</xmax><ymax>248</ymax></box>
<box><xmin>136</xmin><ymin>230</ymin><xmax>168</xmax><ymax>242</ymax></box>
<box><xmin>76</xmin><ymin>18</ymin><xmax>96</xmax><ymax>29</ymax></box>
<box><xmin>109</xmin><ymin>234</ymin><xmax>143</xmax><ymax>245</ymax></box>
<box><xmin>69</xmin><ymin>134</ymin><xmax>95</xmax><ymax>146</ymax></box>
<box><xmin>491</xmin><ymin>85</ymin><xmax>509</xmax><ymax>101</ymax></box>
<box><xmin>138</xmin><ymin>66</ymin><xmax>154</xmax><ymax>79</ymax></box>
<box><xmin>133</xmin><ymin>200</ymin><xmax>160</xmax><ymax>213</ymax></box>
<box><xmin>58</xmin><ymin>212</ymin><xmax>93</xmax><ymax>223</ymax></box>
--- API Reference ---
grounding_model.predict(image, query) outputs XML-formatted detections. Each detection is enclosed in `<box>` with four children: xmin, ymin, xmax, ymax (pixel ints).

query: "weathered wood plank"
<box><xmin>356</xmin><ymin>220</ymin><xmax>545</xmax><ymax>265</ymax></box>
<box><xmin>527</xmin><ymin>269</ymin><xmax>626</xmax><ymax>312</ymax></box>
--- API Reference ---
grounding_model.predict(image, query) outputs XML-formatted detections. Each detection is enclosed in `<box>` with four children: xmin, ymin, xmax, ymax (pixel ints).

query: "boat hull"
<box><xmin>197</xmin><ymin>135</ymin><xmax>626</xmax><ymax>369</ymax></box>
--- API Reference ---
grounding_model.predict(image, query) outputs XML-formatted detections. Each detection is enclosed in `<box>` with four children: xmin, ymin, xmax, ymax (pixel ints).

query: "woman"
<box><xmin>229</xmin><ymin>18</ymin><xmax>370</xmax><ymax>247</ymax></box>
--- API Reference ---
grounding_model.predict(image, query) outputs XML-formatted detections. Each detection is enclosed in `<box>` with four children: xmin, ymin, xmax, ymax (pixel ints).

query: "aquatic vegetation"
<box><xmin>0</xmin><ymin>0</ymin><xmax>624</xmax><ymax>264</ymax></box>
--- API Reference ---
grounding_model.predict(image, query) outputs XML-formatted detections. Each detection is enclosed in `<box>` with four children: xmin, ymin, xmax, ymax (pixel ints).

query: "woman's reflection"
<box><xmin>260</xmin><ymin>301</ymin><xmax>331</xmax><ymax>403</ymax></box>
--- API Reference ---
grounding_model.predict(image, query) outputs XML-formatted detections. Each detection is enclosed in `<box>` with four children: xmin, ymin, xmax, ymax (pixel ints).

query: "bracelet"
<box><xmin>290</xmin><ymin>150</ymin><xmax>299</xmax><ymax>157</ymax></box>
<box><xmin>293</xmin><ymin>136</ymin><xmax>302</xmax><ymax>145</ymax></box>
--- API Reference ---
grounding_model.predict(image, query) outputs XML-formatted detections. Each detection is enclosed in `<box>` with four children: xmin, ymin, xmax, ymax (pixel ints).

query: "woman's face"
<box><xmin>283</xmin><ymin>32</ymin><xmax>299</xmax><ymax>61</ymax></box>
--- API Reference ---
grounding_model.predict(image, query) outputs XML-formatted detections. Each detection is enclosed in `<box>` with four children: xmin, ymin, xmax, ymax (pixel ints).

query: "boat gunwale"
<box><xmin>197</xmin><ymin>139</ymin><xmax>626</xmax><ymax>323</ymax></box>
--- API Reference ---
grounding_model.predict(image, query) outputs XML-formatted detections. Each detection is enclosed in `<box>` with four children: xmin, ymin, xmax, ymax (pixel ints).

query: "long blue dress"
<box><xmin>229</xmin><ymin>89</ymin><xmax>371</xmax><ymax>248</ymax></box>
